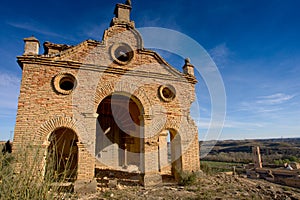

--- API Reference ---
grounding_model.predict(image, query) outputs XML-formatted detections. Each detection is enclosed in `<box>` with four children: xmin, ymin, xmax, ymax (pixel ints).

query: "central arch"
<box><xmin>96</xmin><ymin>93</ymin><xmax>144</xmax><ymax>171</ymax></box>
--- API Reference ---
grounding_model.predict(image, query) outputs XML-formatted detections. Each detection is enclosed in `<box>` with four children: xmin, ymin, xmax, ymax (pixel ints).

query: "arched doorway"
<box><xmin>46</xmin><ymin>127</ymin><xmax>78</xmax><ymax>182</ymax></box>
<box><xmin>96</xmin><ymin>94</ymin><xmax>143</xmax><ymax>170</ymax></box>
<box><xmin>158</xmin><ymin>129</ymin><xmax>182</xmax><ymax>177</ymax></box>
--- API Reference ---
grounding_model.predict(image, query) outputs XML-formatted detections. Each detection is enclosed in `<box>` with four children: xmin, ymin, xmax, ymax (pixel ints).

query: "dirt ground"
<box><xmin>72</xmin><ymin>173</ymin><xmax>300</xmax><ymax>200</ymax></box>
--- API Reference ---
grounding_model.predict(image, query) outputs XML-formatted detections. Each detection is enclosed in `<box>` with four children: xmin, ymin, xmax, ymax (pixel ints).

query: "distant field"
<box><xmin>200</xmin><ymin>138</ymin><xmax>300</xmax><ymax>165</ymax></box>
<box><xmin>201</xmin><ymin>160</ymin><xmax>245</xmax><ymax>174</ymax></box>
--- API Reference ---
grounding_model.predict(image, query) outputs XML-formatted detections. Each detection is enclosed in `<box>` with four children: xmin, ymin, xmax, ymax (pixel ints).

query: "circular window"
<box><xmin>111</xmin><ymin>43</ymin><xmax>134</xmax><ymax>65</ymax></box>
<box><xmin>159</xmin><ymin>85</ymin><xmax>176</xmax><ymax>102</ymax></box>
<box><xmin>53</xmin><ymin>73</ymin><xmax>76</xmax><ymax>95</ymax></box>
<box><xmin>59</xmin><ymin>77</ymin><xmax>74</xmax><ymax>91</ymax></box>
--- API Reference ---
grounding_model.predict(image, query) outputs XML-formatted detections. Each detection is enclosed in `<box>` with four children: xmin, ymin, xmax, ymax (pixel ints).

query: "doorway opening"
<box><xmin>158</xmin><ymin>129</ymin><xmax>182</xmax><ymax>177</ymax></box>
<box><xmin>96</xmin><ymin>94</ymin><xmax>143</xmax><ymax>171</ymax></box>
<box><xmin>46</xmin><ymin>127</ymin><xmax>78</xmax><ymax>182</ymax></box>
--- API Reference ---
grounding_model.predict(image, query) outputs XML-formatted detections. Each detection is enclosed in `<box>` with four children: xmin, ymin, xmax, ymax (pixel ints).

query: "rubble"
<box><xmin>75</xmin><ymin>173</ymin><xmax>300</xmax><ymax>200</ymax></box>
<box><xmin>248</xmin><ymin>146</ymin><xmax>300</xmax><ymax>189</ymax></box>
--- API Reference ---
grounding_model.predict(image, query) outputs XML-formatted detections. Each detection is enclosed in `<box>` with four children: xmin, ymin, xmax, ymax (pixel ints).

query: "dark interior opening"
<box><xmin>115</xmin><ymin>46</ymin><xmax>133</xmax><ymax>62</ymax></box>
<box><xmin>60</xmin><ymin>78</ymin><xmax>74</xmax><ymax>91</ymax></box>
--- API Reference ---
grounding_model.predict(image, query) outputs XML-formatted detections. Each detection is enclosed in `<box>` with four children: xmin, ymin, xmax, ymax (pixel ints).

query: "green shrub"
<box><xmin>286</xmin><ymin>156</ymin><xmax>299</xmax><ymax>162</ymax></box>
<box><xmin>273</xmin><ymin>159</ymin><xmax>293</xmax><ymax>165</ymax></box>
<box><xmin>178</xmin><ymin>170</ymin><xmax>198</xmax><ymax>186</ymax></box>
<box><xmin>200</xmin><ymin>162</ymin><xmax>212</xmax><ymax>175</ymax></box>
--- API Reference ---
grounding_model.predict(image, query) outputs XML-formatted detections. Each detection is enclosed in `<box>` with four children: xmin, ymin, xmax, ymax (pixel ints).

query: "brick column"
<box><xmin>181</xmin><ymin>133</ymin><xmax>200</xmax><ymax>172</ymax></box>
<box><xmin>140</xmin><ymin>115</ymin><xmax>162</xmax><ymax>186</ymax></box>
<box><xmin>76</xmin><ymin>113</ymin><xmax>98</xmax><ymax>180</ymax></box>
<box><xmin>74</xmin><ymin>113</ymin><xmax>98</xmax><ymax>193</ymax></box>
<box><xmin>76</xmin><ymin>142</ymin><xmax>94</xmax><ymax>180</ymax></box>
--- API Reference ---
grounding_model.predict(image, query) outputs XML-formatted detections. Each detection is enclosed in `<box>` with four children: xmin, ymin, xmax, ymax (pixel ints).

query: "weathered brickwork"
<box><xmin>13</xmin><ymin>2</ymin><xmax>200</xmax><ymax>187</ymax></box>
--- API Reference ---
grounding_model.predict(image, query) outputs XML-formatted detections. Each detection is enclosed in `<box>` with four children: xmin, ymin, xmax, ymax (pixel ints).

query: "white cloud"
<box><xmin>139</xmin><ymin>17</ymin><xmax>162</xmax><ymax>27</ymax></box>
<box><xmin>224</xmin><ymin>120</ymin><xmax>264</xmax><ymax>129</ymax></box>
<box><xmin>6</xmin><ymin>19</ymin><xmax>73</xmax><ymax>40</ymax></box>
<box><xmin>8</xmin><ymin>21</ymin><xmax>59</xmax><ymax>37</ymax></box>
<box><xmin>197</xmin><ymin>117</ymin><xmax>264</xmax><ymax>130</ymax></box>
<box><xmin>237</xmin><ymin>93</ymin><xmax>296</xmax><ymax>115</ymax></box>
<box><xmin>0</xmin><ymin>73</ymin><xmax>20</xmax><ymax>87</ymax></box>
<box><xmin>81</xmin><ymin>23</ymin><xmax>108</xmax><ymax>39</ymax></box>
<box><xmin>209</xmin><ymin>43</ymin><xmax>231</xmax><ymax>68</ymax></box>
<box><xmin>256</xmin><ymin>93</ymin><xmax>295</xmax><ymax>105</ymax></box>
<box><xmin>238</xmin><ymin>101</ymin><xmax>283</xmax><ymax>113</ymax></box>
<box><xmin>0</xmin><ymin>72</ymin><xmax>20</xmax><ymax>109</ymax></box>
<box><xmin>196</xmin><ymin>119</ymin><xmax>224</xmax><ymax>129</ymax></box>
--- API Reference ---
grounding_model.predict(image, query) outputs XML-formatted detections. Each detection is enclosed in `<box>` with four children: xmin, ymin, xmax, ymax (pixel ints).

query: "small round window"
<box><xmin>59</xmin><ymin>77</ymin><xmax>74</xmax><ymax>91</ymax></box>
<box><xmin>53</xmin><ymin>73</ymin><xmax>76</xmax><ymax>95</ymax></box>
<box><xmin>111</xmin><ymin>43</ymin><xmax>134</xmax><ymax>65</ymax></box>
<box><xmin>159</xmin><ymin>85</ymin><xmax>176</xmax><ymax>102</ymax></box>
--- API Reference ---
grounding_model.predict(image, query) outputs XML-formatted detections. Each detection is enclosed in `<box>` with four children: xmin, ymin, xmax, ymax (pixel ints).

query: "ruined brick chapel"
<box><xmin>13</xmin><ymin>1</ymin><xmax>200</xmax><ymax>187</ymax></box>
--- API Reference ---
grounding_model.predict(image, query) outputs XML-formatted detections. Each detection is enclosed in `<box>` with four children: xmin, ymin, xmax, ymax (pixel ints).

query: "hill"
<box><xmin>200</xmin><ymin>138</ymin><xmax>300</xmax><ymax>164</ymax></box>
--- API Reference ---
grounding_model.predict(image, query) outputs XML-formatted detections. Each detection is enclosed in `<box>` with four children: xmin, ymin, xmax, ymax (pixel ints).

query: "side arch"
<box><xmin>37</xmin><ymin>116</ymin><xmax>80</xmax><ymax>143</ymax></box>
<box><xmin>45</xmin><ymin>127</ymin><xmax>79</xmax><ymax>181</ymax></box>
<box><xmin>38</xmin><ymin>117</ymin><xmax>82</xmax><ymax>181</ymax></box>
<box><xmin>158</xmin><ymin>128</ymin><xmax>182</xmax><ymax>178</ymax></box>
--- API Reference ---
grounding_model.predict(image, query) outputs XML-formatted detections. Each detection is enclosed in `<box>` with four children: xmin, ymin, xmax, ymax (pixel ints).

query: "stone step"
<box><xmin>50</xmin><ymin>182</ymin><xmax>74</xmax><ymax>192</ymax></box>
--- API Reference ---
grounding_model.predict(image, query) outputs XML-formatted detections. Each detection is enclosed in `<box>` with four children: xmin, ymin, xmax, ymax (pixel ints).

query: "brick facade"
<box><xmin>13</xmin><ymin>2</ymin><xmax>200</xmax><ymax>187</ymax></box>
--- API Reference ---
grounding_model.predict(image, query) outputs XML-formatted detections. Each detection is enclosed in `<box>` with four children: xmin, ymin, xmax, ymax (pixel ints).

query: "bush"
<box><xmin>286</xmin><ymin>156</ymin><xmax>299</xmax><ymax>162</ymax></box>
<box><xmin>178</xmin><ymin>170</ymin><xmax>198</xmax><ymax>186</ymax></box>
<box><xmin>200</xmin><ymin>162</ymin><xmax>212</xmax><ymax>175</ymax></box>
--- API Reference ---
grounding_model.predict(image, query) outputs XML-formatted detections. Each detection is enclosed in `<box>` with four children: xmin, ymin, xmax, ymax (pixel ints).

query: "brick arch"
<box><xmin>94</xmin><ymin>81</ymin><xmax>152</xmax><ymax>115</ymax></box>
<box><xmin>164</xmin><ymin>118</ymin><xmax>182</xmax><ymax>135</ymax></box>
<box><xmin>37</xmin><ymin>116</ymin><xmax>80</xmax><ymax>143</ymax></box>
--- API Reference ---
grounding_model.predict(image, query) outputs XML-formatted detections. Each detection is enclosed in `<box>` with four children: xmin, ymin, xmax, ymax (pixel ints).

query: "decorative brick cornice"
<box><xmin>17</xmin><ymin>54</ymin><xmax>196</xmax><ymax>84</ymax></box>
<box><xmin>139</xmin><ymin>49</ymin><xmax>197</xmax><ymax>84</ymax></box>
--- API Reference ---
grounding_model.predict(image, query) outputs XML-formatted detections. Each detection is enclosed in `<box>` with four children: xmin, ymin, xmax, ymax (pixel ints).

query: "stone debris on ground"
<box><xmin>69</xmin><ymin>173</ymin><xmax>300</xmax><ymax>200</ymax></box>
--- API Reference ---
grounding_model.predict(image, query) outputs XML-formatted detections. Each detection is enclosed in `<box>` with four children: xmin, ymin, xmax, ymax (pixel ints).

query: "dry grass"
<box><xmin>0</xmin><ymin>145</ymin><xmax>74</xmax><ymax>200</ymax></box>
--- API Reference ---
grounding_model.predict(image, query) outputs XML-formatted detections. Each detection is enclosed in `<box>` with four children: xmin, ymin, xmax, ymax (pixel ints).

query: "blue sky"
<box><xmin>0</xmin><ymin>0</ymin><xmax>299</xmax><ymax>141</ymax></box>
